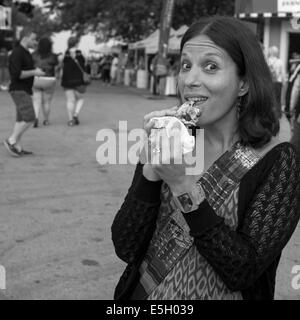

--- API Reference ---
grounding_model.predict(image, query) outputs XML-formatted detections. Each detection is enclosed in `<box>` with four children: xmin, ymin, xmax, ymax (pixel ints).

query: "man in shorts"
<box><xmin>4</xmin><ymin>27</ymin><xmax>45</xmax><ymax>157</ymax></box>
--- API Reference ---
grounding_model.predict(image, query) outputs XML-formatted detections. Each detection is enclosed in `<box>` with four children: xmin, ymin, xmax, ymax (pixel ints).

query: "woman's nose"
<box><xmin>185</xmin><ymin>67</ymin><xmax>202</xmax><ymax>88</ymax></box>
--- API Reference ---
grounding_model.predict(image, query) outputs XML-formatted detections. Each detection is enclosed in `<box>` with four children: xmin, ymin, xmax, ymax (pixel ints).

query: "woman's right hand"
<box><xmin>141</xmin><ymin>106</ymin><xmax>179</xmax><ymax>182</ymax></box>
<box><xmin>143</xmin><ymin>106</ymin><xmax>179</xmax><ymax>135</ymax></box>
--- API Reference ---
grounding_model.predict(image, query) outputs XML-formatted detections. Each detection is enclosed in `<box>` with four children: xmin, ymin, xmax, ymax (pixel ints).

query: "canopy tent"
<box><xmin>168</xmin><ymin>25</ymin><xmax>189</xmax><ymax>53</ymax></box>
<box><xmin>129</xmin><ymin>28</ymin><xmax>179</xmax><ymax>54</ymax></box>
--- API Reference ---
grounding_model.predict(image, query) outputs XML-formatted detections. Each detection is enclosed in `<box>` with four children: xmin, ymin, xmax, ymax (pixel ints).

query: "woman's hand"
<box><xmin>140</xmin><ymin>106</ymin><xmax>179</xmax><ymax>182</ymax></box>
<box><xmin>149</xmin><ymin>120</ymin><xmax>199</xmax><ymax>195</ymax></box>
<box><xmin>143</xmin><ymin>106</ymin><xmax>179</xmax><ymax>136</ymax></box>
<box><xmin>152</xmin><ymin>144</ymin><xmax>198</xmax><ymax>196</ymax></box>
<box><xmin>141</xmin><ymin>106</ymin><xmax>201</xmax><ymax>194</ymax></box>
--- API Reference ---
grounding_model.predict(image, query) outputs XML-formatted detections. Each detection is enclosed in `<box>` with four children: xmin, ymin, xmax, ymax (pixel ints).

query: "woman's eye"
<box><xmin>181</xmin><ymin>62</ymin><xmax>191</xmax><ymax>71</ymax></box>
<box><xmin>204</xmin><ymin>62</ymin><xmax>218</xmax><ymax>72</ymax></box>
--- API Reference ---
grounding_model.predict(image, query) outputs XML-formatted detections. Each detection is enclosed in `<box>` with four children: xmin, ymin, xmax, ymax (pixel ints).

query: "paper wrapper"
<box><xmin>150</xmin><ymin>116</ymin><xmax>195</xmax><ymax>155</ymax></box>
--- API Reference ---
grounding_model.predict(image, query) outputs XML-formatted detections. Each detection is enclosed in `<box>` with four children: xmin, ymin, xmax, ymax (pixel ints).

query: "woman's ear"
<box><xmin>238</xmin><ymin>79</ymin><xmax>249</xmax><ymax>97</ymax></box>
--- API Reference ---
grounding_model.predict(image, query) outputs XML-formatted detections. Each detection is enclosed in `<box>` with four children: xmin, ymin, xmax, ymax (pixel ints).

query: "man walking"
<box><xmin>4</xmin><ymin>27</ymin><xmax>45</xmax><ymax>157</ymax></box>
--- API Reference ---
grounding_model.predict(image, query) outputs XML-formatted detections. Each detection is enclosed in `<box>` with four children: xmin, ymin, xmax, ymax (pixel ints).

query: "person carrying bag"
<box><xmin>61</xmin><ymin>39</ymin><xmax>88</xmax><ymax>126</ymax></box>
<box><xmin>72</xmin><ymin>52</ymin><xmax>91</xmax><ymax>93</ymax></box>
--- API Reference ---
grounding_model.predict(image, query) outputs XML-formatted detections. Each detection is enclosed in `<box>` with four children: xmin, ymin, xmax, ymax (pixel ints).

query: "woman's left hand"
<box><xmin>151</xmin><ymin>127</ymin><xmax>199</xmax><ymax>195</ymax></box>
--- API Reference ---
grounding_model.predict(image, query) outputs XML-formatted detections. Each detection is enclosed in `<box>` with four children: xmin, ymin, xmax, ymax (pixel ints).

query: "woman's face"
<box><xmin>178</xmin><ymin>34</ymin><xmax>244</xmax><ymax>127</ymax></box>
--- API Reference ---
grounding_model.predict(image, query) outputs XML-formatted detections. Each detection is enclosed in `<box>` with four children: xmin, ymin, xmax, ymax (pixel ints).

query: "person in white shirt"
<box><xmin>267</xmin><ymin>46</ymin><xmax>285</xmax><ymax>117</ymax></box>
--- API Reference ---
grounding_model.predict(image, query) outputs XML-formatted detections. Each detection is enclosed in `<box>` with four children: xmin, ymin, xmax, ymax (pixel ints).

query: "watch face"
<box><xmin>177</xmin><ymin>193</ymin><xmax>193</xmax><ymax>212</ymax></box>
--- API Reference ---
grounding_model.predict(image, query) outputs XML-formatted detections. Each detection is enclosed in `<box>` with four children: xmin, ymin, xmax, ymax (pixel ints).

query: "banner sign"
<box><xmin>278</xmin><ymin>0</ymin><xmax>300</xmax><ymax>12</ymax></box>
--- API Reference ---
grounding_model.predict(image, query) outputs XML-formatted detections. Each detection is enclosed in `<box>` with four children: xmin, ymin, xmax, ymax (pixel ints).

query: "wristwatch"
<box><xmin>172</xmin><ymin>182</ymin><xmax>206</xmax><ymax>213</ymax></box>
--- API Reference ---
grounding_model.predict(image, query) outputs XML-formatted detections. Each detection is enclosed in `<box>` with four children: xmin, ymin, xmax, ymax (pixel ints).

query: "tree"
<box><xmin>11</xmin><ymin>2</ymin><xmax>56</xmax><ymax>39</ymax></box>
<box><xmin>44</xmin><ymin>0</ymin><xmax>235</xmax><ymax>41</ymax></box>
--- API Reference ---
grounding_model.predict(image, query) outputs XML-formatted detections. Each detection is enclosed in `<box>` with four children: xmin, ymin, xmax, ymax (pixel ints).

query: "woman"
<box><xmin>32</xmin><ymin>37</ymin><xmax>59</xmax><ymax>127</ymax></box>
<box><xmin>111</xmin><ymin>16</ymin><xmax>300</xmax><ymax>300</ymax></box>
<box><xmin>61</xmin><ymin>37</ymin><xmax>86</xmax><ymax>126</ymax></box>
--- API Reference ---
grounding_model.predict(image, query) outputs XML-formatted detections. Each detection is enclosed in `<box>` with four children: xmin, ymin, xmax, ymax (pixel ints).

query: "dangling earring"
<box><xmin>236</xmin><ymin>96</ymin><xmax>243</xmax><ymax>119</ymax></box>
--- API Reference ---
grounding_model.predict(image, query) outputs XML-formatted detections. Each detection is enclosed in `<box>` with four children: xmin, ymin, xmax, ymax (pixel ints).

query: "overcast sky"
<box><xmin>31</xmin><ymin>0</ymin><xmax>44</xmax><ymax>6</ymax></box>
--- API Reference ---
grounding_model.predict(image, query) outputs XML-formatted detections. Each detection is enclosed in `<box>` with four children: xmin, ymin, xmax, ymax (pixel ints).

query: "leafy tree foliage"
<box><xmin>42</xmin><ymin>0</ymin><xmax>234</xmax><ymax>41</ymax></box>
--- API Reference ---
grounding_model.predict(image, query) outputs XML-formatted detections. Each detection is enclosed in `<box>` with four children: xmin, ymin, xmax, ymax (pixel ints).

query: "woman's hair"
<box><xmin>180</xmin><ymin>16</ymin><xmax>279</xmax><ymax>148</ymax></box>
<box><xmin>37</xmin><ymin>37</ymin><xmax>53</xmax><ymax>58</ymax></box>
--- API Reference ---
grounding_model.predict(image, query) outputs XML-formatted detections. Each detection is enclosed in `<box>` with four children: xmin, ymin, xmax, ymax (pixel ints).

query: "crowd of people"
<box><xmin>0</xmin><ymin>27</ymin><xmax>124</xmax><ymax>157</ymax></box>
<box><xmin>86</xmin><ymin>53</ymin><xmax>119</xmax><ymax>85</ymax></box>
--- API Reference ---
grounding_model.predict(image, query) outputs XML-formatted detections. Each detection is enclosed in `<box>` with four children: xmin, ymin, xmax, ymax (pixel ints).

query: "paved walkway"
<box><xmin>0</xmin><ymin>82</ymin><xmax>299</xmax><ymax>299</ymax></box>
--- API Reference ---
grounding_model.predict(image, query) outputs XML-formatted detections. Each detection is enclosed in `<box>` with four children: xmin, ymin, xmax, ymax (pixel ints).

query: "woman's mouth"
<box><xmin>186</xmin><ymin>96</ymin><xmax>208</xmax><ymax>108</ymax></box>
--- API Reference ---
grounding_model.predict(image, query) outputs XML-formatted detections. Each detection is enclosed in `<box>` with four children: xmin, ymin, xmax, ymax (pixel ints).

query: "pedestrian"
<box><xmin>4</xmin><ymin>27</ymin><xmax>45</xmax><ymax>157</ymax></box>
<box><xmin>32</xmin><ymin>37</ymin><xmax>59</xmax><ymax>127</ymax></box>
<box><xmin>0</xmin><ymin>47</ymin><xmax>9</xmax><ymax>91</ymax></box>
<box><xmin>101</xmin><ymin>55</ymin><xmax>111</xmax><ymax>85</ymax></box>
<box><xmin>110</xmin><ymin>53</ymin><xmax>119</xmax><ymax>85</ymax></box>
<box><xmin>111</xmin><ymin>16</ymin><xmax>300</xmax><ymax>300</ymax></box>
<box><xmin>61</xmin><ymin>37</ymin><xmax>86</xmax><ymax>126</ymax></box>
<box><xmin>284</xmin><ymin>53</ymin><xmax>300</xmax><ymax>122</ymax></box>
<box><xmin>267</xmin><ymin>46</ymin><xmax>285</xmax><ymax>118</ymax></box>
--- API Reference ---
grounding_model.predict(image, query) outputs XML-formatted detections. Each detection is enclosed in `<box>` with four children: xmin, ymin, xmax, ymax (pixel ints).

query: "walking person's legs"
<box><xmin>33</xmin><ymin>89</ymin><xmax>42</xmax><ymax>127</ymax></box>
<box><xmin>4</xmin><ymin>91</ymin><xmax>35</xmax><ymax>156</ymax></box>
<box><xmin>65</xmin><ymin>89</ymin><xmax>76</xmax><ymax>125</ymax></box>
<box><xmin>42</xmin><ymin>89</ymin><xmax>55</xmax><ymax>125</ymax></box>
<box><xmin>73</xmin><ymin>90</ymin><xmax>84</xmax><ymax>125</ymax></box>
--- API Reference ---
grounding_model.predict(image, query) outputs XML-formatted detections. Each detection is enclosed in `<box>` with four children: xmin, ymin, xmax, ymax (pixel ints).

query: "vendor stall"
<box><xmin>235</xmin><ymin>0</ymin><xmax>300</xmax><ymax>76</ymax></box>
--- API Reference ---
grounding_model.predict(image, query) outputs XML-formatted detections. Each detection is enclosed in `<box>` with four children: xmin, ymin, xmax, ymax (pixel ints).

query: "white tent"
<box><xmin>129</xmin><ymin>28</ymin><xmax>177</xmax><ymax>54</ymax></box>
<box><xmin>168</xmin><ymin>25</ymin><xmax>189</xmax><ymax>52</ymax></box>
<box><xmin>129</xmin><ymin>26</ymin><xmax>188</xmax><ymax>54</ymax></box>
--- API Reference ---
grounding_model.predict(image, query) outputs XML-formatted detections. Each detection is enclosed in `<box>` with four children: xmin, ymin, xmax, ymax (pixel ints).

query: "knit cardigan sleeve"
<box><xmin>111</xmin><ymin>163</ymin><xmax>162</xmax><ymax>264</ymax></box>
<box><xmin>182</xmin><ymin>144</ymin><xmax>300</xmax><ymax>291</ymax></box>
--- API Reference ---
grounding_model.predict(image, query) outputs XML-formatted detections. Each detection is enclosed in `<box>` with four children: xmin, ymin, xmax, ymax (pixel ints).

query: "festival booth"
<box><xmin>128</xmin><ymin>25</ymin><xmax>188</xmax><ymax>94</ymax></box>
<box><xmin>235</xmin><ymin>0</ymin><xmax>300</xmax><ymax>76</ymax></box>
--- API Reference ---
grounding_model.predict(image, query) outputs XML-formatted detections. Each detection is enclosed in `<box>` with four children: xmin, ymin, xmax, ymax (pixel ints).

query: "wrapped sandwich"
<box><xmin>175</xmin><ymin>100</ymin><xmax>202</xmax><ymax>126</ymax></box>
<box><xmin>152</xmin><ymin>100</ymin><xmax>202</xmax><ymax>129</ymax></box>
<box><xmin>149</xmin><ymin>100</ymin><xmax>202</xmax><ymax>155</ymax></box>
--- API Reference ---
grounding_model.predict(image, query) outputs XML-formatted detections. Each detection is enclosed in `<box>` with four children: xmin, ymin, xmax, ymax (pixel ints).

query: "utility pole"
<box><xmin>158</xmin><ymin>0</ymin><xmax>175</xmax><ymax>60</ymax></box>
<box><xmin>153</xmin><ymin>0</ymin><xmax>175</xmax><ymax>95</ymax></box>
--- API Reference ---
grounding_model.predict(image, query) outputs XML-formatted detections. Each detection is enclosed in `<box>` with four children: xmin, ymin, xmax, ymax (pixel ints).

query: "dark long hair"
<box><xmin>37</xmin><ymin>37</ymin><xmax>53</xmax><ymax>59</ymax></box>
<box><xmin>180</xmin><ymin>16</ymin><xmax>279</xmax><ymax>149</ymax></box>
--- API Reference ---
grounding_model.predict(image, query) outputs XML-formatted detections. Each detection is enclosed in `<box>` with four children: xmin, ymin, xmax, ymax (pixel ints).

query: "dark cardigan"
<box><xmin>111</xmin><ymin>142</ymin><xmax>300</xmax><ymax>300</ymax></box>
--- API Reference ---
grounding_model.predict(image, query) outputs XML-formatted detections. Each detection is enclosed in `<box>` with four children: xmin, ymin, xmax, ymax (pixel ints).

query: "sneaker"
<box><xmin>43</xmin><ymin>120</ymin><xmax>50</xmax><ymax>126</ymax></box>
<box><xmin>3</xmin><ymin>139</ymin><xmax>22</xmax><ymax>157</ymax></box>
<box><xmin>73</xmin><ymin>116</ymin><xmax>79</xmax><ymax>125</ymax></box>
<box><xmin>33</xmin><ymin>119</ymin><xmax>39</xmax><ymax>128</ymax></box>
<box><xmin>20</xmin><ymin>150</ymin><xmax>33</xmax><ymax>155</ymax></box>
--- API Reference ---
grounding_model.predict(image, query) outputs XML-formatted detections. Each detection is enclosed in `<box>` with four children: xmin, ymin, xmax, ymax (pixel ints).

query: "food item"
<box><xmin>149</xmin><ymin>116</ymin><xmax>195</xmax><ymax>155</ymax></box>
<box><xmin>175</xmin><ymin>100</ymin><xmax>202</xmax><ymax>126</ymax></box>
<box><xmin>151</xmin><ymin>101</ymin><xmax>203</xmax><ymax>129</ymax></box>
